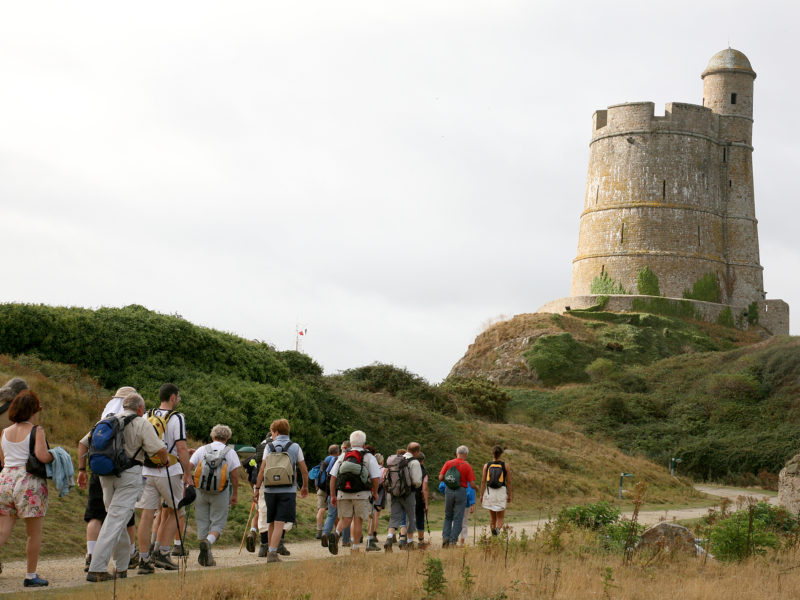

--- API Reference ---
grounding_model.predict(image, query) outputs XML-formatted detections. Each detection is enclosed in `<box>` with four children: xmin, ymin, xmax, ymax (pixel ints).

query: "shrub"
<box><xmin>636</xmin><ymin>267</ymin><xmax>661</xmax><ymax>296</ymax></box>
<box><xmin>591</xmin><ymin>273</ymin><xmax>628</xmax><ymax>295</ymax></box>
<box><xmin>684</xmin><ymin>273</ymin><xmax>721</xmax><ymax>303</ymax></box>
<box><xmin>717</xmin><ymin>306</ymin><xmax>735</xmax><ymax>328</ymax></box>
<box><xmin>558</xmin><ymin>501</ymin><xmax>620</xmax><ymax>530</ymax></box>
<box><xmin>708</xmin><ymin>503</ymin><xmax>780</xmax><ymax>561</ymax></box>
<box><xmin>747</xmin><ymin>301</ymin><xmax>759</xmax><ymax>325</ymax></box>
<box><xmin>586</xmin><ymin>358</ymin><xmax>615</xmax><ymax>381</ymax></box>
<box><xmin>524</xmin><ymin>333</ymin><xmax>596</xmax><ymax>386</ymax></box>
<box><xmin>600</xmin><ymin>521</ymin><xmax>645</xmax><ymax>552</ymax></box>
<box><xmin>440</xmin><ymin>377</ymin><xmax>511</xmax><ymax>421</ymax></box>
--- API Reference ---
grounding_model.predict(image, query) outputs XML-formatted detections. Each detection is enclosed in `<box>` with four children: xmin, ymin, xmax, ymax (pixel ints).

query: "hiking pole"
<box><xmin>239</xmin><ymin>500</ymin><xmax>257</xmax><ymax>555</ymax></box>
<box><xmin>425</xmin><ymin>508</ymin><xmax>431</xmax><ymax>546</ymax></box>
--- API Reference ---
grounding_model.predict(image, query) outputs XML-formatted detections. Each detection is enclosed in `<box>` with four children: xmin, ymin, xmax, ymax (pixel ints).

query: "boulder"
<box><xmin>778</xmin><ymin>453</ymin><xmax>800</xmax><ymax>513</ymax></box>
<box><xmin>637</xmin><ymin>522</ymin><xmax>698</xmax><ymax>555</ymax></box>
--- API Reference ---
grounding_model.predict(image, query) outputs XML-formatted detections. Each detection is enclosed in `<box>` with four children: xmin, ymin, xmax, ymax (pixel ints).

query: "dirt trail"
<box><xmin>0</xmin><ymin>485</ymin><xmax>777</xmax><ymax>594</ymax></box>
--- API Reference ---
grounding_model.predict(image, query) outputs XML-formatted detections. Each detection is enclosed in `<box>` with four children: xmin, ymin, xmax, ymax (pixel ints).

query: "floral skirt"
<box><xmin>0</xmin><ymin>466</ymin><xmax>49</xmax><ymax>518</ymax></box>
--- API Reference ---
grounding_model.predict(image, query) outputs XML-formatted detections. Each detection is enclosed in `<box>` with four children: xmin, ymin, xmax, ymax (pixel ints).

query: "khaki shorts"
<box><xmin>337</xmin><ymin>497</ymin><xmax>370</xmax><ymax>521</ymax></box>
<box><xmin>135</xmin><ymin>474</ymin><xmax>185</xmax><ymax>515</ymax></box>
<box><xmin>316</xmin><ymin>489</ymin><xmax>329</xmax><ymax>510</ymax></box>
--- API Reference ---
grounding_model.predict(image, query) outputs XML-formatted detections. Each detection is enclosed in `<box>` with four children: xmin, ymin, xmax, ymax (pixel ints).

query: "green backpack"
<box><xmin>444</xmin><ymin>465</ymin><xmax>461</xmax><ymax>490</ymax></box>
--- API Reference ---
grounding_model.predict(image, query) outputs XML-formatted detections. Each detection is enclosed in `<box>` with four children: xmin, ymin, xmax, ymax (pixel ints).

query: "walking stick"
<box><xmin>425</xmin><ymin>507</ymin><xmax>431</xmax><ymax>545</ymax></box>
<box><xmin>239</xmin><ymin>500</ymin><xmax>257</xmax><ymax>555</ymax></box>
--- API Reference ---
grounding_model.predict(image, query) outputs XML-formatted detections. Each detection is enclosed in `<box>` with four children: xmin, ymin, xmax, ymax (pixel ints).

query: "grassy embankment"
<box><xmin>0</xmin><ymin>349</ymin><xmax>699</xmax><ymax>561</ymax></box>
<box><xmin>457</xmin><ymin>309</ymin><xmax>800</xmax><ymax>484</ymax></box>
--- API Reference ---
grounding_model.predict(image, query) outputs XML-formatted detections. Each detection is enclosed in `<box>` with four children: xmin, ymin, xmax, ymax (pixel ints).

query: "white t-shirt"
<box><xmin>100</xmin><ymin>397</ymin><xmax>124</xmax><ymax>419</ymax></box>
<box><xmin>330</xmin><ymin>447</ymin><xmax>382</xmax><ymax>499</ymax></box>
<box><xmin>142</xmin><ymin>408</ymin><xmax>187</xmax><ymax>478</ymax></box>
<box><xmin>190</xmin><ymin>441</ymin><xmax>241</xmax><ymax>472</ymax></box>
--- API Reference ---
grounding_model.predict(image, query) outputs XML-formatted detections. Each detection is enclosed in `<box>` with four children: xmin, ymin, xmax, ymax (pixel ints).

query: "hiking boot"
<box><xmin>198</xmin><ymin>540</ymin><xmax>211</xmax><ymax>567</ymax></box>
<box><xmin>342</xmin><ymin>540</ymin><xmax>351</xmax><ymax>548</ymax></box>
<box><xmin>267</xmin><ymin>551</ymin><xmax>281</xmax><ymax>563</ymax></box>
<box><xmin>320</xmin><ymin>533</ymin><xmax>329</xmax><ymax>548</ymax></box>
<box><xmin>87</xmin><ymin>571</ymin><xmax>126</xmax><ymax>582</ymax></box>
<box><xmin>137</xmin><ymin>556</ymin><xmax>155</xmax><ymax>575</ymax></box>
<box><xmin>328</xmin><ymin>531</ymin><xmax>340</xmax><ymax>555</ymax></box>
<box><xmin>383</xmin><ymin>537</ymin><xmax>394</xmax><ymax>553</ymax></box>
<box><xmin>245</xmin><ymin>530</ymin><xmax>257</xmax><ymax>553</ymax></box>
<box><xmin>23</xmin><ymin>576</ymin><xmax>49</xmax><ymax>587</ymax></box>
<box><xmin>258</xmin><ymin>544</ymin><xmax>269</xmax><ymax>558</ymax></box>
<box><xmin>277</xmin><ymin>541</ymin><xmax>290</xmax><ymax>556</ymax></box>
<box><xmin>128</xmin><ymin>551</ymin><xmax>139</xmax><ymax>570</ymax></box>
<box><xmin>398</xmin><ymin>538</ymin><xmax>408</xmax><ymax>550</ymax></box>
<box><xmin>171</xmin><ymin>544</ymin><xmax>189</xmax><ymax>557</ymax></box>
<box><xmin>315</xmin><ymin>530</ymin><xmax>322</xmax><ymax>540</ymax></box>
<box><xmin>366</xmin><ymin>538</ymin><xmax>381</xmax><ymax>552</ymax></box>
<box><xmin>84</xmin><ymin>554</ymin><xmax>92</xmax><ymax>572</ymax></box>
<box><xmin>417</xmin><ymin>540</ymin><xmax>429</xmax><ymax>549</ymax></box>
<box><xmin>152</xmin><ymin>550</ymin><xmax>179</xmax><ymax>570</ymax></box>
<box><xmin>205</xmin><ymin>545</ymin><xmax>216</xmax><ymax>567</ymax></box>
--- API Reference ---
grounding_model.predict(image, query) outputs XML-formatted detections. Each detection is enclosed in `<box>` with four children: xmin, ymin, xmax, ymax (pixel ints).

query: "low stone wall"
<box><xmin>537</xmin><ymin>294</ymin><xmax>789</xmax><ymax>335</ymax></box>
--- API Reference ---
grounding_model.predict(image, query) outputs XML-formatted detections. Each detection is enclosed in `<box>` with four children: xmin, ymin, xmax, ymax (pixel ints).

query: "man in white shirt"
<box><xmin>135</xmin><ymin>383</ymin><xmax>192</xmax><ymax>573</ymax></box>
<box><xmin>189</xmin><ymin>424</ymin><xmax>240</xmax><ymax>567</ymax></box>
<box><xmin>327</xmin><ymin>430</ymin><xmax>381</xmax><ymax>555</ymax></box>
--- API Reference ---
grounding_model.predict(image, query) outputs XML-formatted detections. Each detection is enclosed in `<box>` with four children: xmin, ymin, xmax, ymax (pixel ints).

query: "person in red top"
<box><xmin>438</xmin><ymin>445</ymin><xmax>476</xmax><ymax>547</ymax></box>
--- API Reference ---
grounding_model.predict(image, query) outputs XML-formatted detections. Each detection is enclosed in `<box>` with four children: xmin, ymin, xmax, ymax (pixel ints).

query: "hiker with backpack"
<box><xmin>78</xmin><ymin>392</ymin><xmax>168</xmax><ymax>581</ymax></box>
<box><xmin>190</xmin><ymin>424</ymin><xmax>240</xmax><ymax>567</ymax></box>
<box><xmin>480</xmin><ymin>445</ymin><xmax>512</xmax><ymax>536</ymax></box>
<box><xmin>254</xmin><ymin>419</ymin><xmax>309</xmax><ymax>563</ymax></box>
<box><xmin>0</xmin><ymin>389</ymin><xmax>53</xmax><ymax>588</ymax></box>
<box><xmin>413</xmin><ymin>451</ymin><xmax>430</xmax><ymax>548</ymax></box>
<box><xmin>313</xmin><ymin>444</ymin><xmax>340</xmax><ymax>540</ymax></box>
<box><xmin>77</xmin><ymin>386</ymin><xmax>141</xmax><ymax>574</ymax></box>
<box><xmin>134</xmin><ymin>383</ymin><xmax>192</xmax><ymax>574</ymax></box>
<box><xmin>326</xmin><ymin>430</ymin><xmax>381</xmax><ymax>555</ymax></box>
<box><xmin>320</xmin><ymin>439</ymin><xmax>351</xmax><ymax>549</ymax></box>
<box><xmin>365</xmin><ymin>452</ymin><xmax>386</xmax><ymax>552</ymax></box>
<box><xmin>383</xmin><ymin>443</ymin><xmax>423</xmax><ymax>551</ymax></box>
<box><xmin>438</xmin><ymin>445</ymin><xmax>476</xmax><ymax>548</ymax></box>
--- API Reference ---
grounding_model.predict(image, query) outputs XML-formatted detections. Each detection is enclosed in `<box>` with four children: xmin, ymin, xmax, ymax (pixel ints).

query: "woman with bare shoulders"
<box><xmin>0</xmin><ymin>390</ymin><xmax>53</xmax><ymax>587</ymax></box>
<box><xmin>479</xmin><ymin>445</ymin><xmax>512</xmax><ymax>536</ymax></box>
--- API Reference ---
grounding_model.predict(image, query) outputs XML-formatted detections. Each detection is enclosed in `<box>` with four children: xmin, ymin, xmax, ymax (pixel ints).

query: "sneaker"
<box><xmin>366</xmin><ymin>538</ymin><xmax>381</xmax><ymax>552</ymax></box>
<box><xmin>152</xmin><ymin>550</ymin><xmax>179</xmax><ymax>571</ymax></box>
<box><xmin>267</xmin><ymin>551</ymin><xmax>281</xmax><ymax>563</ymax></box>
<box><xmin>23</xmin><ymin>576</ymin><xmax>49</xmax><ymax>587</ymax></box>
<box><xmin>84</xmin><ymin>554</ymin><xmax>92</xmax><ymax>573</ymax></box>
<box><xmin>258</xmin><ymin>544</ymin><xmax>269</xmax><ymax>558</ymax></box>
<box><xmin>171</xmin><ymin>545</ymin><xmax>189</xmax><ymax>557</ymax></box>
<box><xmin>277</xmin><ymin>541</ymin><xmax>290</xmax><ymax>556</ymax></box>
<box><xmin>198</xmin><ymin>540</ymin><xmax>210</xmax><ymax>567</ymax></box>
<box><xmin>442</xmin><ymin>541</ymin><xmax>450</xmax><ymax>549</ymax></box>
<box><xmin>328</xmin><ymin>532</ymin><xmax>340</xmax><ymax>555</ymax></box>
<box><xmin>137</xmin><ymin>556</ymin><xmax>155</xmax><ymax>575</ymax></box>
<box><xmin>383</xmin><ymin>537</ymin><xmax>394</xmax><ymax>553</ymax></box>
<box><xmin>245</xmin><ymin>530</ymin><xmax>257</xmax><ymax>553</ymax></box>
<box><xmin>128</xmin><ymin>551</ymin><xmax>139</xmax><ymax>570</ymax></box>
<box><xmin>320</xmin><ymin>533</ymin><xmax>329</xmax><ymax>548</ymax></box>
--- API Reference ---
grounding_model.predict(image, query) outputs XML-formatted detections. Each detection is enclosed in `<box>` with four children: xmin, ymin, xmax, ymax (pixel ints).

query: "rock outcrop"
<box><xmin>637</xmin><ymin>522</ymin><xmax>698</xmax><ymax>555</ymax></box>
<box><xmin>778</xmin><ymin>453</ymin><xmax>800</xmax><ymax>513</ymax></box>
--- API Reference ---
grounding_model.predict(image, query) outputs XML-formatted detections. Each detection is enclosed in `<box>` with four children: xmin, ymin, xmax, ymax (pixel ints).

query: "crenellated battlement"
<box><xmin>592</xmin><ymin>101</ymin><xmax>718</xmax><ymax>142</ymax></box>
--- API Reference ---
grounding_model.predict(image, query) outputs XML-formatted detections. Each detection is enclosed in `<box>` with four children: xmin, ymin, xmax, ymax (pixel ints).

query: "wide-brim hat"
<box><xmin>178</xmin><ymin>486</ymin><xmax>196</xmax><ymax>509</ymax></box>
<box><xmin>114</xmin><ymin>386</ymin><xmax>137</xmax><ymax>399</ymax></box>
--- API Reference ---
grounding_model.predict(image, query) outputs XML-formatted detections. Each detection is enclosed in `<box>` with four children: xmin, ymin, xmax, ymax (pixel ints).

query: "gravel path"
<box><xmin>0</xmin><ymin>485</ymin><xmax>776</xmax><ymax>594</ymax></box>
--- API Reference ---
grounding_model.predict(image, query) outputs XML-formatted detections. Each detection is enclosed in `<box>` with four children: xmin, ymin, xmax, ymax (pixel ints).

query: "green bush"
<box><xmin>440</xmin><ymin>377</ymin><xmax>511</xmax><ymax>421</ymax></box>
<box><xmin>636</xmin><ymin>267</ymin><xmax>661</xmax><ymax>296</ymax></box>
<box><xmin>717</xmin><ymin>306</ymin><xmax>735</xmax><ymax>328</ymax></box>
<box><xmin>708</xmin><ymin>503</ymin><xmax>782</xmax><ymax>561</ymax></box>
<box><xmin>747</xmin><ymin>301</ymin><xmax>759</xmax><ymax>325</ymax></box>
<box><xmin>591</xmin><ymin>273</ymin><xmax>628</xmax><ymax>295</ymax></box>
<box><xmin>558</xmin><ymin>501</ymin><xmax>620</xmax><ymax>529</ymax></box>
<box><xmin>524</xmin><ymin>333</ymin><xmax>596</xmax><ymax>386</ymax></box>
<box><xmin>600</xmin><ymin>521</ymin><xmax>645</xmax><ymax>552</ymax></box>
<box><xmin>684</xmin><ymin>273</ymin><xmax>721</xmax><ymax>303</ymax></box>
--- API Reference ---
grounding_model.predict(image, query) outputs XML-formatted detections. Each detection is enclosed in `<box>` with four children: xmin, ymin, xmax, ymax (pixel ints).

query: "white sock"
<box><xmin>250</xmin><ymin>526</ymin><xmax>257</xmax><ymax>532</ymax></box>
<box><xmin>387</xmin><ymin>533</ymin><xmax>394</xmax><ymax>539</ymax></box>
<box><xmin>130</xmin><ymin>542</ymin><xmax>136</xmax><ymax>554</ymax></box>
<box><xmin>206</xmin><ymin>534</ymin><xmax>217</xmax><ymax>545</ymax></box>
<box><xmin>160</xmin><ymin>545</ymin><xmax>170</xmax><ymax>554</ymax></box>
<box><xmin>26</xmin><ymin>573</ymin><xmax>37</xmax><ymax>580</ymax></box>
<box><xmin>87</xmin><ymin>541</ymin><xmax>96</xmax><ymax>554</ymax></box>
<box><xmin>351</xmin><ymin>543</ymin><xmax>360</xmax><ymax>550</ymax></box>
<box><xmin>174</xmin><ymin>539</ymin><xmax>182</xmax><ymax>547</ymax></box>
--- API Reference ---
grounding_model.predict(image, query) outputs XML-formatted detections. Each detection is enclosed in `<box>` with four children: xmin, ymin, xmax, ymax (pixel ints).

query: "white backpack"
<box><xmin>193</xmin><ymin>445</ymin><xmax>232</xmax><ymax>493</ymax></box>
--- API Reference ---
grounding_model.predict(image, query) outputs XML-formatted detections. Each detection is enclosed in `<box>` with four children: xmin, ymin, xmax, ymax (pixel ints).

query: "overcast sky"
<box><xmin>2</xmin><ymin>1</ymin><xmax>797</xmax><ymax>383</ymax></box>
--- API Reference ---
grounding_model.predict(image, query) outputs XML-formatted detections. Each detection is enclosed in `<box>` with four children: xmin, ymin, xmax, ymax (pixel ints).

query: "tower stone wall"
<box><xmin>571</xmin><ymin>49</ymin><xmax>765</xmax><ymax>308</ymax></box>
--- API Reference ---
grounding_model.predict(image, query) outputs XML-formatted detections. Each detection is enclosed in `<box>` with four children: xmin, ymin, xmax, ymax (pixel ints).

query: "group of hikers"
<box><xmin>0</xmin><ymin>378</ymin><xmax>512</xmax><ymax>588</ymax></box>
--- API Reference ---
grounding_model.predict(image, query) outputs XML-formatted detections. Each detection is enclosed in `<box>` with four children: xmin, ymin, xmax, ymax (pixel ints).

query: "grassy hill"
<box><xmin>452</xmin><ymin>309</ymin><xmax>800</xmax><ymax>483</ymax></box>
<box><xmin>0</xmin><ymin>304</ymin><xmax>700</xmax><ymax>560</ymax></box>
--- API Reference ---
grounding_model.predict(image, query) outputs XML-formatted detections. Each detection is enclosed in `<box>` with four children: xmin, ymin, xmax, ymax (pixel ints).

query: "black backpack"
<box><xmin>247</xmin><ymin>440</ymin><xmax>269</xmax><ymax>485</ymax></box>
<box><xmin>486</xmin><ymin>460</ymin><xmax>506</xmax><ymax>489</ymax></box>
<box><xmin>315</xmin><ymin>457</ymin><xmax>330</xmax><ymax>491</ymax></box>
<box><xmin>337</xmin><ymin>449</ymin><xmax>370</xmax><ymax>493</ymax></box>
<box><xmin>88</xmin><ymin>414</ymin><xmax>139</xmax><ymax>476</ymax></box>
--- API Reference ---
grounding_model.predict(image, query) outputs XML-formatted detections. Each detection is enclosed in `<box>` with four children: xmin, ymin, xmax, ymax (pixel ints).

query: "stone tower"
<box><xmin>571</xmin><ymin>48</ymin><xmax>764</xmax><ymax>307</ymax></box>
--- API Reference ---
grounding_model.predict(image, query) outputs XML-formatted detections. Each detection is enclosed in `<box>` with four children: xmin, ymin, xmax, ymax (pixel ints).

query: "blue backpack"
<box><xmin>88</xmin><ymin>414</ymin><xmax>139</xmax><ymax>476</ymax></box>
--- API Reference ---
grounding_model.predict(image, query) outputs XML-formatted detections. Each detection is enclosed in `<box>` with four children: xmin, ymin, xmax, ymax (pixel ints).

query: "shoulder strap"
<box><xmin>28</xmin><ymin>424</ymin><xmax>38</xmax><ymax>454</ymax></box>
<box><xmin>282</xmin><ymin>441</ymin><xmax>294</xmax><ymax>452</ymax></box>
<box><xmin>268</xmin><ymin>442</ymin><xmax>276</xmax><ymax>453</ymax></box>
